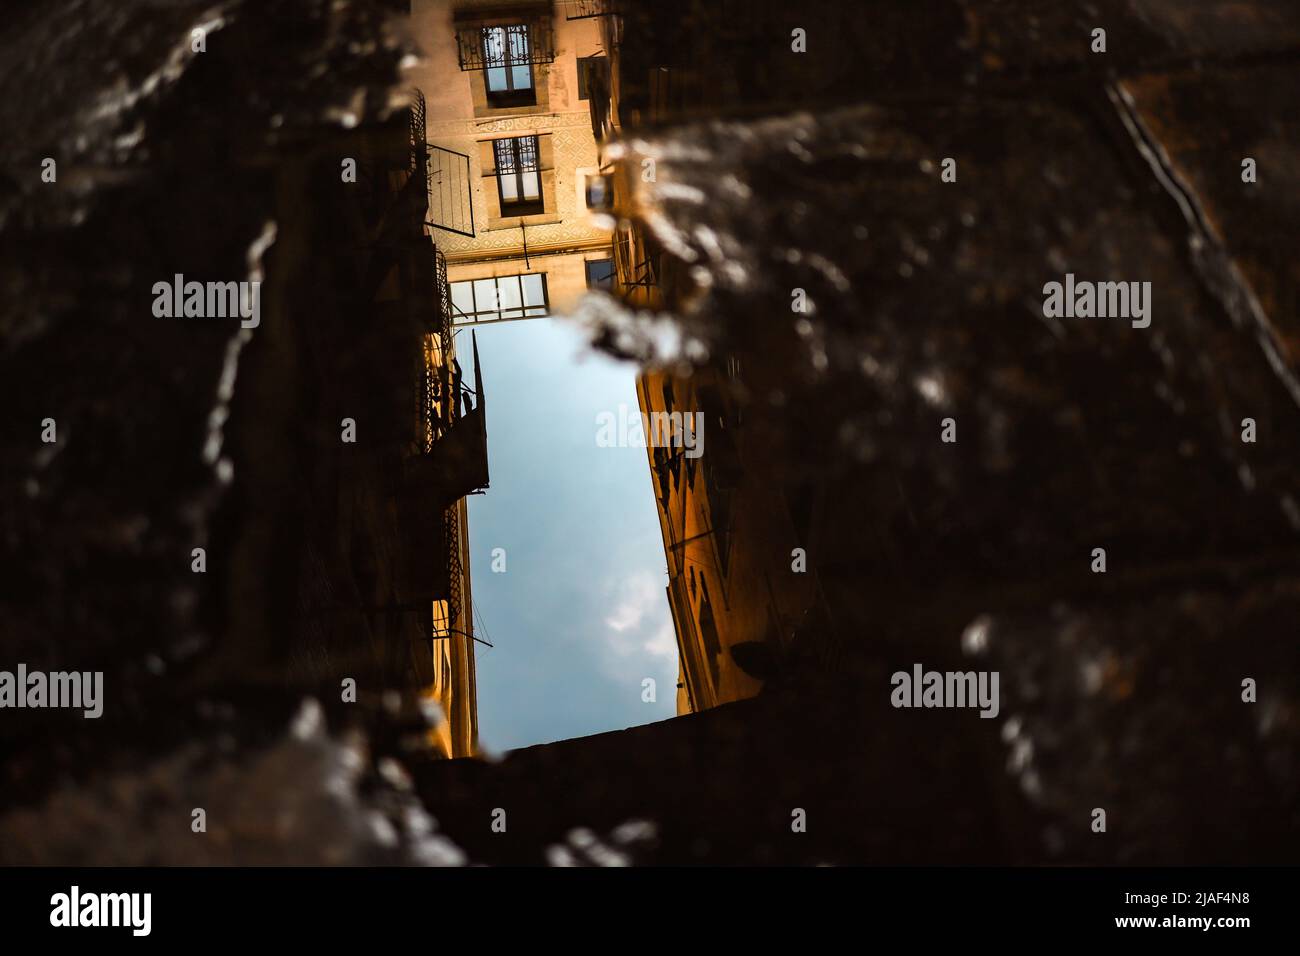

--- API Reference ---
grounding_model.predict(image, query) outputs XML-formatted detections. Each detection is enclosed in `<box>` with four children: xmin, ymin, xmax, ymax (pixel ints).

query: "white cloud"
<box><xmin>601</xmin><ymin>572</ymin><xmax>677</xmax><ymax>670</ymax></box>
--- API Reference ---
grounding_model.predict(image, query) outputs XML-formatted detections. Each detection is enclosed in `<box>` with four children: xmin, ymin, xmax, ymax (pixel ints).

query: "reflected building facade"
<box><xmin>286</xmin><ymin>86</ymin><xmax>488</xmax><ymax>759</ymax></box>
<box><xmin>637</xmin><ymin>364</ymin><xmax>829</xmax><ymax>715</ymax></box>
<box><xmin>582</xmin><ymin>0</ymin><xmax>837</xmax><ymax>714</ymax></box>
<box><xmin>398</xmin><ymin>0</ymin><xmax>621</xmax><ymax>750</ymax></box>
<box><xmin>406</xmin><ymin>0</ymin><xmax>615</xmax><ymax>327</ymax></box>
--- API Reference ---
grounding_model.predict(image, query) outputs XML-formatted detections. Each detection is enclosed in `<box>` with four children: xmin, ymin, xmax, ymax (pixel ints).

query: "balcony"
<box><xmin>453</xmin><ymin>9</ymin><xmax>555</xmax><ymax>72</ymax></box>
<box><xmin>408</xmin><ymin>87</ymin><xmax>426</xmax><ymax>175</ymax></box>
<box><xmin>397</xmin><ymin>323</ymin><xmax>487</xmax><ymax>639</ymax></box>
<box><xmin>558</xmin><ymin>0</ymin><xmax>614</xmax><ymax>20</ymax></box>
<box><xmin>413</xmin><ymin>281</ymin><xmax>489</xmax><ymax>502</ymax></box>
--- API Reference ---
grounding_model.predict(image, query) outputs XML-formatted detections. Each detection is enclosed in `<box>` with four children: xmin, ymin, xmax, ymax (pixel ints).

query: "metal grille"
<box><xmin>614</xmin><ymin>221</ymin><xmax>660</xmax><ymax>297</ymax></box>
<box><xmin>421</xmin><ymin>246</ymin><xmax>455</xmax><ymax>454</ymax></box>
<box><xmin>485</xmin><ymin>24</ymin><xmax>527</xmax><ymax>72</ymax></box>
<box><xmin>426</xmin><ymin>144</ymin><xmax>475</xmax><ymax>237</ymax></box>
<box><xmin>421</xmin><ymin>338</ymin><xmax>445</xmax><ymax>455</ymax></box>
<box><xmin>455</xmin><ymin>20</ymin><xmax>555</xmax><ymax>71</ymax></box>
<box><xmin>407</xmin><ymin>88</ymin><xmax>426</xmax><ymax>175</ymax></box>
<box><xmin>492</xmin><ymin>135</ymin><xmax>539</xmax><ymax>177</ymax></box>
<box><xmin>492</xmin><ymin>138</ymin><xmax>514</xmax><ymax>175</ymax></box>
<box><xmin>442</xmin><ymin>502</ymin><xmax>464</xmax><ymax>638</ymax></box>
<box><xmin>559</xmin><ymin>0</ymin><xmax>612</xmax><ymax>20</ymax></box>
<box><xmin>492</xmin><ymin>135</ymin><xmax>541</xmax><ymax>210</ymax></box>
<box><xmin>435</xmin><ymin>246</ymin><xmax>452</xmax><ymax>346</ymax></box>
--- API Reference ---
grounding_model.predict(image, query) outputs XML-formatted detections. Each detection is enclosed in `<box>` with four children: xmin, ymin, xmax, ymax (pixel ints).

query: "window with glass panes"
<box><xmin>585</xmin><ymin>258</ymin><xmax>615</xmax><ymax>289</ymax></box>
<box><xmin>482</xmin><ymin>25</ymin><xmax>535</xmax><ymax>104</ymax></box>
<box><xmin>493</xmin><ymin>136</ymin><xmax>542</xmax><ymax>214</ymax></box>
<box><xmin>449</xmin><ymin>274</ymin><xmax>549</xmax><ymax>325</ymax></box>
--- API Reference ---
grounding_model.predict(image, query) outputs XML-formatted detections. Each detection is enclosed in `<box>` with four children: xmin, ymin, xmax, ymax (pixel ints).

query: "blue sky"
<box><xmin>459</xmin><ymin>316</ymin><xmax>677</xmax><ymax>752</ymax></box>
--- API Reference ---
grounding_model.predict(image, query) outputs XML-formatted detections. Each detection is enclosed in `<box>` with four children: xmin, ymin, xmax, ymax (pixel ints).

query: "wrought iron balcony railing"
<box><xmin>422</xmin><ymin>244</ymin><xmax>455</xmax><ymax>453</ymax></box>
<box><xmin>416</xmin><ymin>323</ymin><xmax>488</xmax><ymax>492</ymax></box>
<box><xmin>454</xmin><ymin>18</ymin><xmax>555</xmax><ymax>72</ymax></box>
<box><xmin>418</xmin><ymin>243</ymin><xmax>487</xmax><ymax>489</ymax></box>
<box><xmin>614</xmin><ymin>221</ymin><xmax>660</xmax><ymax>299</ymax></box>
<box><xmin>558</xmin><ymin>0</ymin><xmax>614</xmax><ymax>19</ymax></box>
<box><xmin>440</xmin><ymin>500</ymin><xmax>465</xmax><ymax>643</ymax></box>
<box><xmin>434</xmin><ymin>245</ymin><xmax>452</xmax><ymax>350</ymax></box>
<box><xmin>408</xmin><ymin>88</ymin><xmax>427</xmax><ymax>176</ymax></box>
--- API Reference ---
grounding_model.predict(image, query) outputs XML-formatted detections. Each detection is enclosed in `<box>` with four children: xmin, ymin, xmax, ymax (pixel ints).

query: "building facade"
<box><xmin>395</xmin><ymin>0</ymin><xmax>622</xmax><ymax>751</ymax></box>
<box><xmin>579</xmin><ymin>1</ymin><xmax>836</xmax><ymax>715</ymax></box>
<box><xmin>636</xmin><ymin>366</ymin><xmax>831</xmax><ymax>716</ymax></box>
<box><xmin>404</xmin><ymin>0</ymin><xmax>829</xmax><ymax>720</ymax></box>
<box><xmin>407</xmin><ymin>0</ymin><xmax>615</xmax><ymax>325</ymax></box>
<box><xmin>284</xmin><ymin>89</ymin><xmax>487</xmax><ymax>758</ymax></box>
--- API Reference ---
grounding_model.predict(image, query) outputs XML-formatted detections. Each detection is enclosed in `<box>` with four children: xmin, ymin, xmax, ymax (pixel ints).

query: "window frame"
<box><xmin>492</xmin><ymin>135</ymin><xmax>544</xmax><ymax>217</ymax></box>
<box><xmin>481</xmin><ymin>24</ymin><xmax>537</xmax><ymax>106</ymax></box>
<box><xmin>576</xmin><ymin>55</ymin><xmax>608</xmax><ymax>101</ymax></box>
<box><xmin>584</xmin><ymin>258</ymin><xmax>615</xmax><ymax>290</ymax></box>
<box><xmin>449</xmin><ymin>273</ymin><xmax>550</xmax><ymax>326</ymax></box>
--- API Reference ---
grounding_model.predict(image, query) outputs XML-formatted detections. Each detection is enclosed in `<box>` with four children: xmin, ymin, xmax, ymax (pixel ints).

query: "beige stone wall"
<box><xmin>404</xmin><ymin>2</ymin><xmax>614</xmax><ymax>749</ymax></box>
<box><xmin>424</xmin><ymin>495</ymin><xmax>478</xmax><ymax>758</ymax></box>
<box><xmin>445</xmin><ymin>248</ymin><xmax>613</xmax><ymax>318</ymax></box>
<box><xmin>407</xmin><ymin>0</ymin><xmax>613</xmax><ymax>265</ymax></box>
<box><xmin>637</xmin><ymin>368</ymin><xmax>822</xmax><ymax>716</ymax></box>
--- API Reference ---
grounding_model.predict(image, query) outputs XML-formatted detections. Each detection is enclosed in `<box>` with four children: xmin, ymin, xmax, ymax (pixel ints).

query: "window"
<box><xmin>456</xmin><ymin>16</ymin><xmax>555</xmax><ymax>72</ymax></box>
<box><xmin>432</xmin><ymin>598</ymin><xmax>450</xmax><ymax>640</ymax></box>
<box><xmin>449</xmin><ymin>274</ymin><xmax>549</xmax><ymax>325</ymax></box>
<box><xmin>653</xmin><ymin>446</ymin><xmax>671</xmax><ymax>505</ymax></box>
<box><xmin>584</xmin><ymin>172</ymin><xmax>611</xmax><ymax>210</ymax></box>
<box><xmin>493</xmin><ymin>136</ymin><xmax>543</xmax><ymax>215</ymax></box>
<box><xmin>577</xmin><ymin>55</ymin><xmax>608</xmax><ymax>101</ymax></box>
<box><xmin>706</xmin><ymin>461</ymin><xmax>732</xmax><ymax>579</ymax></box>
<box><xmin>698</xmin><ymin>580</ymin><xmax>722</xmax><ymax>687</ymax></box>
<box><xmin>482</xmin><ymin>25</ymin><xmax>535</xmax><ymax>106</ymax></box>
<box><xmin>585</xmin><ymin>258</ymin><xmax>615</xmax><ymax>290</ymax></box>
